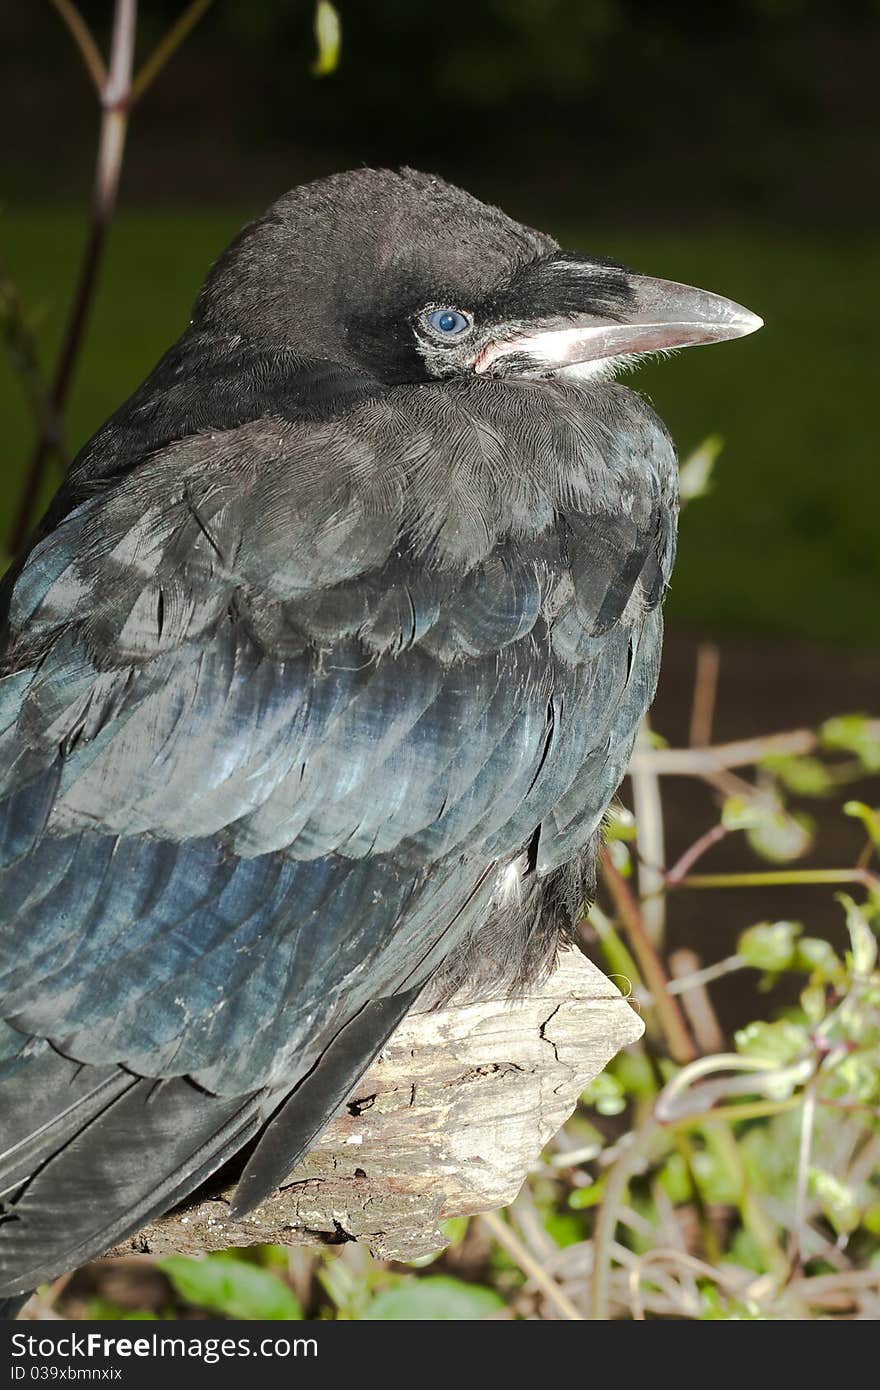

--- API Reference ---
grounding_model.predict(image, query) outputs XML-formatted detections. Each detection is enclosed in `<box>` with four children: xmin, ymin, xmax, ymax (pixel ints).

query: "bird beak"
<box><xmin>474</xmin><ymin>269</ymin><xmax>763</xmax><ymax>376</ymax></box>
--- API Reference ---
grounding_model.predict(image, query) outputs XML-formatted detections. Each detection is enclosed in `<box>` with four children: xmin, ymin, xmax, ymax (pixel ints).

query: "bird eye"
<box><xmin>425</xmin><ymin>308</ymin><xmax>472</xmax><ymax>337</ymax></box>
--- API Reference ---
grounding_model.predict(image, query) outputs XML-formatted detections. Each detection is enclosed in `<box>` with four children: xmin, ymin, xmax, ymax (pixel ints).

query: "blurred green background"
<box><xmin>2</xmin><ymin>1</ymin><xmax>877</xmax><ymax>644</ymax></box>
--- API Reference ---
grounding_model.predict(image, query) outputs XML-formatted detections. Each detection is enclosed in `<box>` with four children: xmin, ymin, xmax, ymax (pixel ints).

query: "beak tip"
<box><xmin>736</xmin><ymin>308</ymin><xmax>764</xmax><ymax>338</ymax></box>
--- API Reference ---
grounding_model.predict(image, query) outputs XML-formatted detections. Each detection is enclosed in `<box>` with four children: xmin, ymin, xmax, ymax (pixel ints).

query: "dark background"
<box><xmin>1</xmin><ymin>3</ymin><xmax>878</xmax><ymax>938</ymax></box>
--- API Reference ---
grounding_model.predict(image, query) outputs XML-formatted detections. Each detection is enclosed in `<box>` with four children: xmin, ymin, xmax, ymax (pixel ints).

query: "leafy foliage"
<box><xmin>160</xmin><ymin>1253</ymin><xmax>304</xmax><ymax>1321</ymax></box>
<box><xmin>362</xmin><ymin>1277</ymin><xmax>504</xmax><ymax>1321</ymax></box>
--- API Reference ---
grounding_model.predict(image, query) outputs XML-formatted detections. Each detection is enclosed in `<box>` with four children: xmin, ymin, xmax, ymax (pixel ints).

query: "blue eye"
<box><xmin>426</xmin><ymin>308</ymin><xmax>471</xmax><ymax>337</ymax></box>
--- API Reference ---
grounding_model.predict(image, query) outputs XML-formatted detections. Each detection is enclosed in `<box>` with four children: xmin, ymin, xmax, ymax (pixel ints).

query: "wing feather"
<box><xmin>0</xmin><ymin>369</ymin><xmax>677</xmax><ymax>1289</ymax></box>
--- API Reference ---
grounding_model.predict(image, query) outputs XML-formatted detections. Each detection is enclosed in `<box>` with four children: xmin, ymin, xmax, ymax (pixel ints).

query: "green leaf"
<box><xmin>747</xmin><ymin>810</ymin><xmax>813</xmax><ymax>864</ymax></box>
<box><xmin>734</xmin><ymin>1019</ymin><xmax>809</xmax><ymax>1065</ymax></box>
<box><xmin>794</xmin><ymin>935</ymin><xmax>843</xmax><ymax>983</ymax></box>
<box><xmin>658</xmin><ymin>1152</ymin><xmax>690</xmax><ymax>1204</ymax></box>
<box><xmin>691</xmin><ymin>1144</ymin><xmax>740</xmax><ymax>1206</ymax></box>
<box><xmin>85</xmin><ymin>1299</ymin><xmax>161</xmax><ymax>1320</ymax></box>
<box><xmin>312</xmin><ymin>1</ymin><xmax>341</xmax><ymax>76</ymax></box>
<box><xmin>160</xmin><ymin>1254</ymin><xmax>303</xmax><ymax>1320</ymax></box>
<box><xmin>808</xmin><ymin>1167</ymin><xmax>861</xmax><ymax>1237</ymax></box>
<box><xmin>362</xmin><ymin>1276</ymin><xmax>503</xmax><ymax>1320</ymax></box>
<box><xmin>722</xmin><ymin>795</ymin><xmax>813</xmax><ymax>861</ymax></box>
<box><xmin>761</xmin><ymin>754</ymin><xmax>834</xmax><ymax>797</ymax></box>
<box><xmin>832</xmin><ymin>1050</ymin><xmax>880</xmax><ymax>1104</ymax></box>
<box><xmin>678</xmin><ymin>434</ymin><xmax>723</xmax><ymax>503</ymax></box>
<box><xmin>820</xmin><ymin>715</ymin><xmax>880</xmax><ymax>772</ymax></box>
<box><xmin>543</xmin><ymin>1213</ymin><xmax>586</xmax><ymax>1248</ymax></box>
<box><xmin>699</xmin><ymin>1288</ymin><xmax>768</xmax><ymax>1320</ymax></box>
<box><xmin>721</xmin><ymin>795</ymin><xmax>764</xmax><ymax>831</ymax></box>
<box><xmin>606</xmin><ymin>837</ymin><xmax>631</xmax><ymax>876</ymax></box>
<box><xmin>800</xmin><ymin>983</ymin><xmax>827</xmax><ymax>1024</ymax></box>
<box><xmin>439</xmin><ymin>1217</ymin><xmax>469</xmax><ymax>1248</ymax></box>
<box><xmin>612</xmin><ymin>1047</ymin><xmax>657</xmax><ymax>1099</ymax></box>
<box><xmin>568</xmin><ymin>1181</ymin><xmax>605</xmax><ymax>1209</ymax></box>
<box><xmin>581</xmin><ymin>1072</ymin><xmax>627</xmax><ymax>1115</ymax></box>
<box><xmin>837</xmin><ymin>893</ymin><xmax>878</xmax><ymax>975</ymax></box>
<box><xmin>844</xmin><ymin>800</ymin><xmax>880</xmax><ymax>849</ymax></box>
<box><xmin>738</xmin><ymin>920</ymin><xmax>801</xmax><ymax>972</ymax></box>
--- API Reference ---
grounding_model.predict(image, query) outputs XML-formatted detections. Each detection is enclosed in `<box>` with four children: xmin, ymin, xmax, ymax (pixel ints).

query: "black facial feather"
<box><xmin>0</xmin><ymin>167</ymin><xmax>682</xmax><ymax>1298</ymax></box>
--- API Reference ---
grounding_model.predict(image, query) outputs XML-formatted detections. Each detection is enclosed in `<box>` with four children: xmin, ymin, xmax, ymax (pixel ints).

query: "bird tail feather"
<box><xmin>0</xmin><ymin>1066</ymin><xmax>263</xmax><ymax>1298</ymax></box>
<box><xmin>0</xmin><ymin>1293</ymin><xmax>30</xmax><ymax>1319</ymax></box>
<box><xmin>0</xmin><ymin>987</ymin><xmax>424</xmax><ymax>1294</ymax></box>
<box><xmin>230</xmin><ymin>986</ymin><xmax>422</xmax><ymax>1217</ymax></box>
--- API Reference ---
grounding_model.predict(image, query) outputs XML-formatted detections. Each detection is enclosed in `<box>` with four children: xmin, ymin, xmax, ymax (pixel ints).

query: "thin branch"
<box><xmin>630</xmin><ymin>718</ymin><xmax>667</xmax><ymax>947</ymax></box>
<box><xmin>655</xmin><ymin>1053</ymin><xmax>814</xmax><ymax>1125</ymax></box>
<box><xmin>846</xmin><ymin>1133</ymin><xmax>880</xmax><ymax>1189</ymax></box>
<box><xmin>665</xmin><ymin>822</ymin><xmax>729</xmax><ymax>886</ymax></box>
<box><xmin>599</xmin><ymin>847</ymin><xmax>697</xmax><ymax>1064</ymax></box>
<box><xmin>510</xmin><ymin>1188</ymin><xmax>558</xmax><ymax>1263</ymax></box>
<box><xmin>480</xmin><ymin>1210</ymin><xmax>584</xmax><ymax>1321</ymax></box>
<box><xmin>678</xmin><ymin>867</ymin><xmax>880</xmax><ymax>892</ymax></box>
<box><xmin>793</xmin><ymin>1268</ymin><xmax>880</xmax><ymax>1301</ymax></box>
<box><xmin>130</xmin><ymin>0</ymin><xmax>216</xmax><ymax>106</ymax></box>
<box><xmin>672</xmin><ymin>1096</ymin><xmax>802</xmax><ymax>1126</ymax></box>
<box><xmin>788</xmin><ymin>1083</ymin><xmax>817</xmax><ymax>1273</ymax></box>
<box><xmin>9</xmin><ymin>0</ymin><xmax>137</xmax><ymax>555</ymax></box>
<box><xmin>589</xmin><ymin>1124</ymin><xmax>656</xmax><ymax>1320</ymax></box>
<box><xmin>629</xmin><ymin>1247</ymin><xmax>747</xmax><ymax>1321</ymax></box>
<box><xmin>668</xmin><ymin>949</ymin><xmax>725</xmax><ymax>1054</ymax></box>
<box><xmin>48</xmin><ymin>0</ymin><xmax>108</xmax><ymax>92</ymax></box>
<box><xmin>11</xmin><ymin>0</ymin><xmax>218</xmax><ymax>555</ymax></box>
<box><xmin>688</xmin><ymin>641</ymin><xmax>720</xmax><ymax>748</ymax></box>
<box><xmin>0</xmin><ymin>265</ymin><xmax>69</xmax><ymax>475</ymax></box>
<box><xmin>665</xmin><ymin>952</ymin><xmax>744</xmax><ymax>996</ymax></box>
<box><xmin>628</xmin><ymin>728</ymin><xmax>820</xmax><ymax>776</ymax></box>
<box><xmin>584</xmin><ymin>902</ymin><xmax>643</xmax><ymax>988</ymax></box>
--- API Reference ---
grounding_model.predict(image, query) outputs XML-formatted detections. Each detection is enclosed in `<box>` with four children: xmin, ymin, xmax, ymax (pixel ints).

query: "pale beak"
<box><xmin>474</xmin><ymin>272</ymin><xmax>763</xmax><ymax>375</ymax></box>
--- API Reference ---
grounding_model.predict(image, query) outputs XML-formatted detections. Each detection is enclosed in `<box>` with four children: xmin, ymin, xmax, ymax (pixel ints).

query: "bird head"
<box><xmin>194</xmin><ymin>168</ymin><xmax>761</xmax><ymax>385</ymax></box>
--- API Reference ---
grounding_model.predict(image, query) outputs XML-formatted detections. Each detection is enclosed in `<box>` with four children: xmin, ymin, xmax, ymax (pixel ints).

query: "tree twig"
<box><xmin>479</xmin><ymin>1210</ymin><xmax>584</xmax><ymax>1320</ymax></box>
<box><xmin>678</xmin><ymin>867</ymin><xmax>880</xmax><ymax>892</ymax></box>
<box><xmin>48</xmin><ymin>0</ymin><xmax>108</xmax><ymax>92</ymax></box>
<box><xmin>589</xmin><ymin>1124</ymin><xmax>657</xmax><ymax>1319</ymax></box>
<box><xmin>665</xmin><ymin>952</ymin><xmax>744</xmax><ymax>996</ymax></box>
<box><xmin>9</xmin><ymin>0</ymin><xmax>216</xmax><ymax>558</ymax></box>
<box><xmin>688</xmin><ymin>641</ymin><xmax>720</xmax><ymax>748</ymax></box>
<box><xmin>627</xmin><ymin>727</ymin><xmax>834</xmax><ymax>776</ymax></box>
<box><xmin>599</xmin><ymin>846</ymin><xmax>697</xmax><ymax>1064</ymax></box>
<box><xmin>788</xmin><ymin>1082</ymin><xmax>817</xmax><ymax>1273</ymax></box>
<box><xmin>0</xmin><ymin>264</ymin><xmax>69</xmax><ymax>476</ymax></box>
<box><xmin>10</xmin><ymin>0</ymin><xmax>137</xmax><ymax>556</ymax></box>
<box><xmin>628</xmin><ymin>1246</ymin><xmax>747</xmax><ymax>1321</ymax></box>
<box><xmin>630</xmin><ymin>717</ymin><xmax>667</xmax><ymax>947</ymax></box>
<box><xmin>665</xmin><ymin>822</ymin><xmax>729</xmax><ymax>886</ymax></box>
<box><xmin>669</xmin><ymin>949</ymin><xmax>725</xmax><ymax>1053</ymax></box>
<box><xmin>130</xmin><ymin>0</ymin><xmax>216</xmax><ymax>105</ymax></box>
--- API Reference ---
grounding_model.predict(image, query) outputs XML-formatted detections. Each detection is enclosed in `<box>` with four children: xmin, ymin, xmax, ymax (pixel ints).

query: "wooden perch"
<box><xmin>109</xmin><ymin>949</ymin><xmax>643</xmax><ymax>1264</ymax></box>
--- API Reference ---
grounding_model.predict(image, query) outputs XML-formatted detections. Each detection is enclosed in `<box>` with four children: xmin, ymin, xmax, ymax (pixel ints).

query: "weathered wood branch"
<box><xmin>109</xmin><ymin>950</ymin><xmax>642</xmax><ymax>1264</ymax></box>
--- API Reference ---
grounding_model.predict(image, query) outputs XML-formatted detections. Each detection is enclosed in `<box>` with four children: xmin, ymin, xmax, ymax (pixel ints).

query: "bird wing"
<box><xmin>0</xmin><ymin>374</ymin><xmax>675</xmax><ymax>1290</ymax></box>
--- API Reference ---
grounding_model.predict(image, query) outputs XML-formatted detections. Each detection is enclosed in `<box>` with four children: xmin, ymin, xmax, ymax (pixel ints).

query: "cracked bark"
<box><xmin>108</xmin><ymin>948</ymin><xmax>643</xmax><ymax>1264</ymax></box>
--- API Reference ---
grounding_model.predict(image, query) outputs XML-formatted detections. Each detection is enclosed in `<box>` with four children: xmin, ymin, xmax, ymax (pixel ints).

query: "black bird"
<box><xmin>0</xmin><ymin>168</ymin><xmax>760</xmax><ymax>1307</ymax></box>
